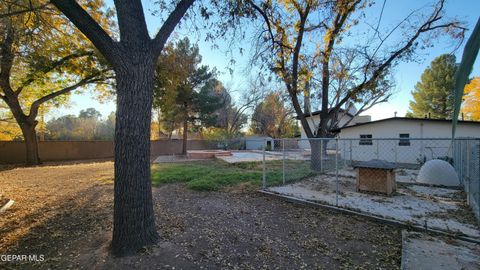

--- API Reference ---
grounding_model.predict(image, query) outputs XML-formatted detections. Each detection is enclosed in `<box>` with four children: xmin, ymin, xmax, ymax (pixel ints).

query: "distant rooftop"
<box><xmin>333</xmin><ymin>117</ymin><xmax>480</xmax><ymax>131</ymax></box>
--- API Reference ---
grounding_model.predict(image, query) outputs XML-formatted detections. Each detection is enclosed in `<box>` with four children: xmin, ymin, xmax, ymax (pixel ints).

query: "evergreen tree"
<box><xmin>407</xmin><ymin>54</ymin><xmax>457</xmax><ymax>119</ymax></box>
<box><xmin>153</xmin><ymin>38</ymin><xmax>222</xmax><ymax>154</ymax></box>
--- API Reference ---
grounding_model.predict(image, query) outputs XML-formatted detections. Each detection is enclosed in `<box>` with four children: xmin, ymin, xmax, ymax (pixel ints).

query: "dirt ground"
<box><xmin>0</xmin><ymin>161</ymin><xmax>401</xmax><ymax>269</ymax></box>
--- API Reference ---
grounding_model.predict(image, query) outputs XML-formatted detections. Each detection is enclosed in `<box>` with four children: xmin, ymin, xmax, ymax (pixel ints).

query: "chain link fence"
<box><xmin>152</xmin><ymin>136</ymin><xmax>479</xmax><ymax>224</ymax></box>
<box><xmin>261</xmin><ymin>138</ymin><xmax>480</xmax><ymax>222</ymax></box>
<box><xmin>452</xmin><ymin>139</ymin><xmax>480</xmax><ymax>220</ymax></box>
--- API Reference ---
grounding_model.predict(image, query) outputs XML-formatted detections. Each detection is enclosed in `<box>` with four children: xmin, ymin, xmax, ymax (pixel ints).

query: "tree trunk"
<box><xmin>111</xmin><ymin>58</ymin><xmax>159</xmax><ymax>256</ymax></box>
<box><xmin>182</xmin><ymin>103</ymin><xmax>188</xmax><ymax>156</ymax></box>
<box><xmin>310</xmin><ymin>122</ymin><xmax>330</xmax><ymax>171</ymax></box>
<box><xmin>304</xmin><ymin>81</ymin><xmax>311</xmax><ymax>113</ymax></box>
<box><xmin>310</xmin><ymin>139</ymin><xmax>322</xmax><ymax>171</ymax></box>
<box><xmin>310</xmin><ymin>139</ymin><xmax>330</xmax><ymax>171</ymax></box>
<box><xmin>20</xmin><ymin>121</ymin><xmax>40</xmax><ymax>165</ymax></box>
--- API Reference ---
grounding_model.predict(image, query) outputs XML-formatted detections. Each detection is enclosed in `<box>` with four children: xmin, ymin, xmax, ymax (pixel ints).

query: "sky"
<box><xmin>47</xmin><ymin>0</ymin><xmax>480</xmax><ymax>121</ymax></box>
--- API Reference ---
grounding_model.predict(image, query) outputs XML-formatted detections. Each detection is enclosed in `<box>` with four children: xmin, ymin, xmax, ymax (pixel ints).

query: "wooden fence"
<box><xmin>0</xmin><ymin>140</ymin><xmax>214</xmax><ymax>164</ymax></box>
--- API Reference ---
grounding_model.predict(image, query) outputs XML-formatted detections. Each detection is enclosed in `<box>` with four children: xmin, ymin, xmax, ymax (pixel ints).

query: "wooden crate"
<box><xmin>356</xmin><ymin>167</ymin><xmax>396</xmax><ymax>196</ymax></box>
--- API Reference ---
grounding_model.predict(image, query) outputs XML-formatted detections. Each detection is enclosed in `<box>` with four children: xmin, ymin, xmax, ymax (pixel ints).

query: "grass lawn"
<box><xmin>151</xmin><ymin>159</ymin><xmax>316</xmax><ymax>191</ymax></box>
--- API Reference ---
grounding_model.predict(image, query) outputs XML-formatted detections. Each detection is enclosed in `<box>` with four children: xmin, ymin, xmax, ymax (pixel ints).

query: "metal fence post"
<box><xmin>343</xmin><ymin>140</ymin><xmax>347</xmax><ymax>168</ymax></box>
<box><xmin>466</xmin><ymin>140</ymin><xmax>471</xmax><ymax>205</ymax></box>
<box><xmin>477</xmin><ymin>140</ymin><xmax>480</xmax><ymax>219</ymax></box>
<box><xmin>453</xmin><ymin>140</ymin><xmax>458</xmax><ymax>177</ymax></box>
<box><xmin>335</xmin><ymin>138</ymin><xmax>339</xmax><ymax>206</ymax></box>
<box><xmin>262</xmin><ymin>138</ymin><xmax>266</xmax><ymax>189</ymax></box>
<box><xmin>460</xmin><ymin>140</ymin><xmax>464</xmax><ymax>184</ymax></box>
<box><xmin>393</xmin><ymin>140</ymin><xmax>400</xmax><ymax>166</ymax></box>
<box><xmin>349</xmin><ymin>139</ymin><xmax>353</xmax><ymax>165</ymax></box>
<box><xmin>320</xmin><ymin>138</ymin><xmax>324</xmax><ymax>173</ymax></box>
<box><xmin>376</xmin><ymin>139</ymin><xmax>379</xmax><ymax>159</ymax></box>
<box><xmin>282</xmin><ymin>138</ymin><xmax>286</xmax><ymax>185</ymax></box>
<box><xmin>421</xmin><ymin>139</ymin><xmax>425</xmax><ymax>163</ymax></box>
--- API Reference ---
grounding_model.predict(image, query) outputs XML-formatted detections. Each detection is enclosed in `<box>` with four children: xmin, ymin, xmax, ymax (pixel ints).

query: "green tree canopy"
<box><xmin>0</xmin><ymin>0</ymin><xmax>114</xmax><ymax>163</ymax></box>
<box><xmin>79</xmin><ymin>108</ymin><xmax>102</xmax><ymax>120</ymax></box>
<box><xmin>197</xmin><ymin>80</ymin><xmax>255</xmax><ymax>140</ymax></box>
<box><xmin>153</xmin><ymin>38</ymin><xmax>223</xmax><ymax>154</ymax></box>
<box><xmin>250</xmin><ymin>92</ymin><xmax>299</xmax><ymax>138</ymax></box>
<box><xmin>407</xmin><ymin>54</ymin><xmax>457</xmax><ymax>119</ymax></box>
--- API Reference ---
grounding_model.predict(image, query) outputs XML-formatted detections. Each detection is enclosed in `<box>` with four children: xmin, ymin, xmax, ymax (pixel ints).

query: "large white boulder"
<box><xmin>417</xmin><ymin>159</ymin><xmax>460</xmax><ymax>186</ymax></box>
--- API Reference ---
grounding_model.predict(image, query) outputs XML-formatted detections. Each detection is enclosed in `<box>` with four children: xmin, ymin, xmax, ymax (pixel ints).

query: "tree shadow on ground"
<box><xmin>0</xmin><ymin>184</ymin><xmax>113</xmax><ymax>269</ymax></box>
<box><xmin>0</xmin><ymin>158</ymin><xmax>114</xmax><ymax>172</ymax></box>
<box><xmin>0</xmin><ymin>181</ymin><xmax>403</xmax><ymax>269</ymax></box>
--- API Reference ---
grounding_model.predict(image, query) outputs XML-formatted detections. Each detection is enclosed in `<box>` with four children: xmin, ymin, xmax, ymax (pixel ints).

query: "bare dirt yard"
<box><xmin>0</xmin><ymin>161</ymin><xmax>401</xmax><ymax>269</ymax></box>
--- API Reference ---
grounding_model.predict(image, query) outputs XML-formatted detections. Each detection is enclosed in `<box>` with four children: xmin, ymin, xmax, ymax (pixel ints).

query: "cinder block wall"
<box><xmin>0</xmin><ymin>140</ymin><xmax>215</xmax><ymax>164</ymax></box>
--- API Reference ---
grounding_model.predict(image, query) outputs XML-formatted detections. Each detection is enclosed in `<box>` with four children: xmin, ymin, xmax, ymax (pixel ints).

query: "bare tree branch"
<box><xmin>28</xmin><ymin>74</ymin><xmax>106</xmax><ymax>120</ymax></box>
<box><xmin>0</xmin><ymin>2</ymin><xmax>50</xmax><ymax>19</ymax></box>
<box><xmin>246</xmin><ymin>0</ymin><xmax>275</xmax><ymax>49</ymax></box>
<box><xmin>15</xmin><ymin>51</ymin><xmax>96</xmax><ymax>95</ymax></box>
<box><xmin>152</xmin><ymin>0</ymin><xmax>195</xmax><ymax>56</ymax></box>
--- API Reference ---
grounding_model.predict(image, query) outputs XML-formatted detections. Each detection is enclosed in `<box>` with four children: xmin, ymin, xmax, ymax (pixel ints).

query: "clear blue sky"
<box><xmin>48</xmin><ymin>0</ymin><xmax>480</xmax><ymax>121</ymax></box>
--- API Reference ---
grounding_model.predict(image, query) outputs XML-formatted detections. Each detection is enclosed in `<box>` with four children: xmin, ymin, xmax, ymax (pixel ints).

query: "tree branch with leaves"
<box><xmin>244</xmin><ymin>0</ymin><xmax>465</xmax><ymax>169</ymax></box>
<box><xmin>0</xmin><ymin>0</ymin><xmax>114</xmax><ymax>165</ymax></box>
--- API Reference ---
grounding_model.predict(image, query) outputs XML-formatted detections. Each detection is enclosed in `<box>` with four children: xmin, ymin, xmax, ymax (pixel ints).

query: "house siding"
<box><xmin>337</xmin><ymin>119</ymin><xmax>480</xmax><ymax>164</ymax></box>
<box><xmin>298</xmin><ymin>113</ymin><xmax>357</xmax><ymax>149</ymax></box>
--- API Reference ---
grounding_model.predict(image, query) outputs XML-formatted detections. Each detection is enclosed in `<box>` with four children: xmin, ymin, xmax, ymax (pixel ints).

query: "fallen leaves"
<box><xmin>0</xmin><ymin>162</ymin><xmax>402</xmax><ymax>269</ymax></box>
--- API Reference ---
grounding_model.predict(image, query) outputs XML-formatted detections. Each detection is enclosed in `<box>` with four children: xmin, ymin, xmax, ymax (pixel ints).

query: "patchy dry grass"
<box><xmin>1</xmin><ymin>161</ymin><xmax>401</xmax><ymax>269</ymax></box>
<box><xmin>151</xmin><ymin>160</ymin><xmax>316</xmax><ymax>191</ymax></box>
<box><xmin>0</xmin><ymin>161</ymin><xmax>114</xmax><ymax>269</ymax></box>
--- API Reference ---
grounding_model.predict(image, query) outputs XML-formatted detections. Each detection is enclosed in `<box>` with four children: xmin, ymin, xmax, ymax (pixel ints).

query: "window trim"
<box><xmin>359</xmin><ymin>134</ymin><xmax>373</xmax><ymax>145</ymax></box>
<box><xmin>399</xmin><ymin>133</ymin><xmax>410</xmax><ymax>146</ymax></box>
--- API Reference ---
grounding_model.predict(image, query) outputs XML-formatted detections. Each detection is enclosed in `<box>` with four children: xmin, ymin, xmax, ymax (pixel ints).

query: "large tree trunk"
<box><xmin>310</xmin><ymin>139</ymin><xmax>323</xmax><ymax>171</ymax></box>
<box><xmin>111</xmin><ymin>58</ymin><xmax>159</xmax><ymax>256</ymax></box>
<box><xmin>310</xmin><ymin>139</ymin><xmax>331</xmax><ymax>171</ymax></box>
<box><xmin>310</xmin><ymin>121</ymin><xmax>330</xmax><ymax>171</ymax></box>
<box><xmin>20</xmin><ymin>121</ymin><xmax>40</xmax><ymax>165</ymax></box>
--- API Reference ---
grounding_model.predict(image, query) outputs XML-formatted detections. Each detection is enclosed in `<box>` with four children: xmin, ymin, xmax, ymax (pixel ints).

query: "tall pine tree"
<box><xmin>407</xmin><ymin>54</ymin><xmax>457</xmax><ymax>119</ymax></box>
<box><xmin>153</xmin><ymin>38</ymin><xmax>222</xmax><ymax>155</ymax></box>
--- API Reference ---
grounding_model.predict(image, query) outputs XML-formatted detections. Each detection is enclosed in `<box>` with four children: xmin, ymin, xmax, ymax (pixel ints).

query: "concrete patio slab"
<box><xmin>216</xmin><ymin>150</ymin><xmax>310</xmax><ymax>163</ymax></box>
<box><xmin>401</xmin><ymin>231</ymin><xmax>480</xmax><ymax>270</ymax></box>
<box><xmin>267</xmin><ymin>175</ymin><xmax>479</xmax><ymax>238</ymax></box>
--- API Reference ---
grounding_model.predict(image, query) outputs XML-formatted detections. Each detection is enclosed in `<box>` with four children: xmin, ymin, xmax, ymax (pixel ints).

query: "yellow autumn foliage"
<box><xmin>461</xmin><ymin>77</ymin><xmax>480</xmax><ymax>120</ymax></box>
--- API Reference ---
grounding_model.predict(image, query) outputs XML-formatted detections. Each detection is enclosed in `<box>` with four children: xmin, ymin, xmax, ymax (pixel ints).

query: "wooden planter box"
<box><xmin>354</xmin><ymin>160</ymin><xmax>397</xmax><ymax>196</ymax></box>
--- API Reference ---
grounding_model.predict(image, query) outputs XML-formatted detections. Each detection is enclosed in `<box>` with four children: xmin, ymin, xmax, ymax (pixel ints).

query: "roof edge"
<box><xmin>334</xmin><ymin>117</ymin><xmax>480</xmax><ymax>132</ymax></box>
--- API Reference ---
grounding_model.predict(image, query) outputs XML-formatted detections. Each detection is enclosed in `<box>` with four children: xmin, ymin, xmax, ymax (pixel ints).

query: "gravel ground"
<box><xmin>0</xmin><ymin>161</ymin><xmax>401</xmax><ymax>269</ymax></box>
<box><xmin>267</xmin><ymin>175</ymin><xmax>479</xmax><ymax>238</ymax></box>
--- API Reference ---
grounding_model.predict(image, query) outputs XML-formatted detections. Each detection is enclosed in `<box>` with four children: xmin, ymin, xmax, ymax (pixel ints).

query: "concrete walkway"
<box><xmin>401</xmin><ymin>231</ymin><xmax>480</xmax><ymax>270</ymax></box>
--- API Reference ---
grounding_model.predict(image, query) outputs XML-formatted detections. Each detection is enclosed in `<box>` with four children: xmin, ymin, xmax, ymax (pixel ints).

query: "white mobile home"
<box><xmin>335</xmin><ymin>117</ymin><xmax>480</xmax><ymax>164</ymax></box>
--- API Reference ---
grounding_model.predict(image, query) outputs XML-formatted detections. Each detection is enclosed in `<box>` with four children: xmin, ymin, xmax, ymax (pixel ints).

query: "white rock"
<box><xmin>417</xmin><ymin>159</ymin><xmax>459</xmax><ymax>186</ymax></box>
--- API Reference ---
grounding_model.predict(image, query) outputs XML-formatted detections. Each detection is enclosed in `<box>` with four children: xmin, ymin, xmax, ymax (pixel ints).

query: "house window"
<box><xmin>399</xmin><ymin>133</ymin><xmax>410</xmax><ymax>146</ymax></box>
<box><xmin>359</xmin><ymin>134</ymin><xmax>372</xmax><ymax>145</ymax></box>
